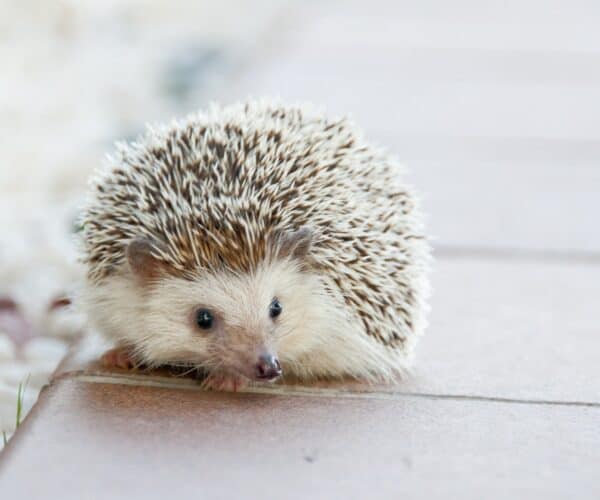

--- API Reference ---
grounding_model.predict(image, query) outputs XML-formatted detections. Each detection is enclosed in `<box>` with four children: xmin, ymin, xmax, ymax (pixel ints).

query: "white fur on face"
<box><xmin>143</xmin><ymin>259</ymin><xmax>325</xmax><ymax>377</ymax></box>
<box><xmin>83</xmin><ymin>257</ymin><xmax>414</xmax><ymax>381</ymax></box>
<box><xmin>83</xmin><ymin>259</ymin><xmax>325</xmax><ymax>375</ymax></box>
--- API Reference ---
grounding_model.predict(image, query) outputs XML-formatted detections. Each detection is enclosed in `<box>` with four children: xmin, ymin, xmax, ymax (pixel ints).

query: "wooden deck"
<box><xmin>1</xmin><ymin>1</ymin><xmax>599</xmax><ymax>498</ymax></box>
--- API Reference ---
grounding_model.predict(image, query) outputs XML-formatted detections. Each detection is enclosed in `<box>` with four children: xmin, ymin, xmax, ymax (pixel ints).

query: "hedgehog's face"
<box><xmin>118</xmin><ymin>228</ymin><xmax>326</xmax><ymax>382</ymax></box>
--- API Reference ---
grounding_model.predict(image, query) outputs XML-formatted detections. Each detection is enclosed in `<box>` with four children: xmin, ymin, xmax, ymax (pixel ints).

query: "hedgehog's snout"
<box><xmin>254</xmin><ymin>353</ymin><xmax>282</xmax><ymax>381</ymax></box>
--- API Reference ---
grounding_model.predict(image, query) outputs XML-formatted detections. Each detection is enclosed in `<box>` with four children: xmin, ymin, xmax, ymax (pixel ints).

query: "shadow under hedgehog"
<box><xmin>79</xmin><ymin>100</ymin><xmax>431</xmax><ymax>391</ymax></box>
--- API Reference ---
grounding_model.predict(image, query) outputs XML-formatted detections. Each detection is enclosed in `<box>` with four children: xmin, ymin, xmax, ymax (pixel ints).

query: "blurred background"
<box><xmin>1</xmin><ymin>0</ymin><xmax>599</xmax><ymax>444</ymax></box>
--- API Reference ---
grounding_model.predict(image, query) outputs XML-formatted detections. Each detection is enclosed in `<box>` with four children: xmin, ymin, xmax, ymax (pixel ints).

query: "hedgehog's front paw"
<box><xmin>101</xmin><ymin>347</ymin><xmax>136</xmax><ymax>370</ymax></box>
<box><xmin>201</xmin><ymin>371</ymin><xmax>246</xmax><ymax>392</ymax></box>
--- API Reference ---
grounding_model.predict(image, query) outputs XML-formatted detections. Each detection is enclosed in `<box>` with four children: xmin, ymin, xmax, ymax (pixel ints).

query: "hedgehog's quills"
<box><xmin>79</xmin><ymin>100</ymin><xmax>431</xmax><ymax>389</ymax></box>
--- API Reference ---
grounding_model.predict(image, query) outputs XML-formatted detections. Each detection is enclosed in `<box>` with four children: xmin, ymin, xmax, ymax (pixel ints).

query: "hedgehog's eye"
<box><xmin>195</xmin><ymin>308</ymin><xmax>214</xmax><ymax>330</ymax></box>
<box><xmin>269</xmin><ymin>298</ymin><xmax>282</xmax><ymax>319</ymax></box>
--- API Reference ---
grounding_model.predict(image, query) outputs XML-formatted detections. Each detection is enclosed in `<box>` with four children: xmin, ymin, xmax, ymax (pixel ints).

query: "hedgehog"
<box><xmin>79</xmin><ymin>100</ymin><xmax>430</xmax><ymax>390</ymax></box>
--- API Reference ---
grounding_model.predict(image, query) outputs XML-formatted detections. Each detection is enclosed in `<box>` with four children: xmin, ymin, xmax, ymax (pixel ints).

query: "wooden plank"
<box><xmin>1</xmin><ymin>377</ymin><xmax>598</xmax><ymax>499</ymax></box>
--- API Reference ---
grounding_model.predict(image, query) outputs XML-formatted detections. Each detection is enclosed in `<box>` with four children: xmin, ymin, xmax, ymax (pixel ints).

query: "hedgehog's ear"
<box><xmin>276</xmin><ymin>227</ymin><xmax>313</xmax><ymax>260</ymax></box>
<box><xmin>127</xmin><ymin>238</ymin><xmax>168</xmax><ymax>281</ymax></box>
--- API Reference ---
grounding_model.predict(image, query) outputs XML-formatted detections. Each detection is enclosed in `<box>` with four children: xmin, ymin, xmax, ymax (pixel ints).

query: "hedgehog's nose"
<box><xmin>254</xmin><ymin>354</ymin><xmax>282</xmax><ymax>381</ymax></box>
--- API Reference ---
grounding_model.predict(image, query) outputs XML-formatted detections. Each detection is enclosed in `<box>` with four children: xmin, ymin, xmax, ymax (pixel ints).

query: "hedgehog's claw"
<box><xmin>201</xmin><ymin>372</ymin><xmax>246</xmax><ymax>392</ymax></box>
<box><xmin>101</xmin><ymin>347</ymin><xmax>136</xmax><ymax>370</ymax></box>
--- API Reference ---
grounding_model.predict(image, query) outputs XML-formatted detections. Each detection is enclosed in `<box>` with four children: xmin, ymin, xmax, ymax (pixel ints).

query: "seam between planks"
<box><xmin>67</xmin><ymin>373</ymin><xmax>600</xmax><ymax>409</ymax></box>
<box><xmin>435</xmin><ymin>244</ymin><xmax>600</xmax><ymax>264</ymax></box>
